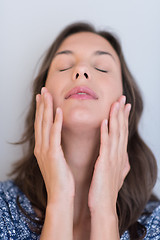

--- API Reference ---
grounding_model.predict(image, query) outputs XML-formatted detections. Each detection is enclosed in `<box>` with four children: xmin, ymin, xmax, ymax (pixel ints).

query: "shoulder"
<box><xmin>0</xmin><ymin>180</ymin><xmax>39</xmax><ymax>239</ymax></box>
<box><xmin>0</xmin><ymin>180</ymin><xmax>20</xmax><ymax>215</ymax></box>
<box><xmin>0</xmin><ymin>180</ymin><xmax>29</xmax><ymax>213</ymax></box>
<box><xmin>139</xmin><ymin>201</ymin><xmax>160</xmax><ymax>239</ymax></box>
<box><xmin>120</xmin><ymin>201</ymin><xmax>160</xmax><ymax>240</ymax></box>
<box><xmin>0</xmin><ymin>180</ymin><xmax>20</xmax><ymax>200</ymax></box>
<box><xmin>0</xmin><ymin>180</ymin><xmax>34</xmax><ymax>214</ymax></box>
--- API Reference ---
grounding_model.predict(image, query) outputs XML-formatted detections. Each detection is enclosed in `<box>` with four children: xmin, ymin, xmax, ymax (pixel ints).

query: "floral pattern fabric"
<box><xmin>0</xmin><ymin>181</ymin><xmax>160</xmax><ymax>239</ymax></box>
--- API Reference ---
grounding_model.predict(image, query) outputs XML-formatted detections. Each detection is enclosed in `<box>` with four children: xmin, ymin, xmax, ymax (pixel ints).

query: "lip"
<box><xmin>65</xmin><ymin>86</ymin><xmax>98</xmax><ymax>100</ymax></box>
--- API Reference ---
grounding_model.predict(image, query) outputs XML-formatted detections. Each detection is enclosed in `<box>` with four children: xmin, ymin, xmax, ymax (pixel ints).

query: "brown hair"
<box><xmin>10</xmin><ymin>22</ymin><xmax>158</xmax><ymax>239</ymax></box>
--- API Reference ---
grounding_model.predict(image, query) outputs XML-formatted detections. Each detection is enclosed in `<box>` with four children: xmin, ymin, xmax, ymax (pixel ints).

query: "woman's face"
<box><xmin>45</xmin><ymin>32</ymin><xmax>123</xmax><ymax>130</ymax></box>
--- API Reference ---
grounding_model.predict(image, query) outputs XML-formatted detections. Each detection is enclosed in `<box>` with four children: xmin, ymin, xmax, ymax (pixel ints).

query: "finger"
<box><xmin>50</xmin><ymin>107</ymin><xmax>63</xmax><ymax>152</ymax></box>
<box><xmin>99</xmin><ymin>119</ymin><xmax>109</xmax><ymax>158</ymax></box>
<box><xmin>41</xmin><ymin>87</ymin><xmax>48</xmax><ymax>95</ymax></box>
<box><xmin>125</xmin><ymin>103</ymin><xmax>131</xmax><ymax>119</ymax></box>
<box><xmin>109</xmin><ymin>101</ymin><xmax>120</xmax><ymax>134</ymax></box>
<box><xmin>108</xmin><ymin>101</ymin><xmax>120</xmax><ymax>156</ymax></box>
<box><xmin>42</xmin><ymin>92</ymin><xmax>53</xmax><ymax>149</ymax></box>
<box><xmin>34</xmin><ymin>94</ymin><xmax>44</xmax><ymax>150</ymax></box>
<box><xmin>117</xmin><ymin>96</ymin><xmax>127</xmax><ymax>156</ymax></box>
<box><xmin>124</xmin><ymin>103</ymin><xmax>131</xmax><ymax>150</ymax></box>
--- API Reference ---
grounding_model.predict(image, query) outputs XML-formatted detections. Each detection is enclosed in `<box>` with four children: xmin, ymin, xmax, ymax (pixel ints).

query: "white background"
<box><xmin>1</xmin><ymin>0</ymin><xmax>160</xmax><ymax>197</ymax></box>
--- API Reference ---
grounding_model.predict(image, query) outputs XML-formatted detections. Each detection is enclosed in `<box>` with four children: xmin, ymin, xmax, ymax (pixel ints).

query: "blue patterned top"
<box><xmin>0</xmin><ymin>180</ymin><xmax>160</xmax><ymax>240</ymax></box>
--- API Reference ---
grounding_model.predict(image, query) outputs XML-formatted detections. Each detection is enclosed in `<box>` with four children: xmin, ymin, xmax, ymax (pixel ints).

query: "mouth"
<box><xmin>65</xmin><ymin>86</ymin><xmax>98</xmax><ymax>100</ymax></box>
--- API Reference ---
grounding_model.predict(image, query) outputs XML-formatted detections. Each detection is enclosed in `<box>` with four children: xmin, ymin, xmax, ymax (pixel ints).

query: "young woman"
<box><xmin>0</xmin><ymin>22</ymin><xmax>159</xmax><ymax>240</ymax></box>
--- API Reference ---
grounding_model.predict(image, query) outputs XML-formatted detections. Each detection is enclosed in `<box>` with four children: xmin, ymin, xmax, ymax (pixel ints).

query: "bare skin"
<box><xmin>34</xmin><ymin>32</ymin><xmax>131</xmax><ymax>240</ymax></box>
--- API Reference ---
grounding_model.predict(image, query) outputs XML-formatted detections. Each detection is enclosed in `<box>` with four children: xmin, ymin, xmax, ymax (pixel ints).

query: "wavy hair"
<box><xmin>10</xmin><ymin>22</ymin><xmax>158</xmax><ymax>239</ymax></box>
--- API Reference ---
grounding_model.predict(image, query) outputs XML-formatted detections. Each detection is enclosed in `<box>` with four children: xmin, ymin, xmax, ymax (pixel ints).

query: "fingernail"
<box><xmin>44</xmin><ymin>92</ymin><xmax>48</xmax><ymax>99</ymax></box>
<box><xmin>105</xmin><ymin>119</ymin><xmax>108</xmax><ymax>126</ymax></box>
<box><xmin>41</xmin><ymin>87</ymin><xmax>46</xmax><ymax>95</ymax></box>
<box><xmin>56</xmin><ymin>107</ymin><xmax>61</xmax><ymax>114</ymax></box>
<box><xmin>36</xmin><ymin>94</ymin><xmax>40</xmax><ymax>102</ymax></box>
<box><xmin>122</xmin><ymin>95</ymin><xmax>126</xmax><ymax>104</ymax></box>
<box><xmin>127</xmin><ymin>104</ymin><xmax>132</xmax><ymax>112</ymax></box>
<box><xmin>120</xmin><ymin>95</ymin><xmax>126</xmax><ymax>105</ymax></box>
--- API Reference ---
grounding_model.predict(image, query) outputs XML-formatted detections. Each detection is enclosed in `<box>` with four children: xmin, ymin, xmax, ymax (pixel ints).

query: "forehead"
<box><xmin>57</xmin><ymin>32</ymin><xmax>118</xmax><ymax>57</ymax></box>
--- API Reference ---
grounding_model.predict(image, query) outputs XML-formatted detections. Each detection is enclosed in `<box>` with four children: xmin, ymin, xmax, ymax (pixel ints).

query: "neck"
<box><xmin>61</xmin><ymin>127</ymin><xmax>100</xmax><ymax>227</ymax></box>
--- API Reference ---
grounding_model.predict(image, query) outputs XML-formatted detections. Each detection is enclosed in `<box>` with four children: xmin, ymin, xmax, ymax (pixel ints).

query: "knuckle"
<box><xmin>121</xmin><ymin>123</ymin><xmax>126</xmax><ymax>132</ymax></box>
<box><xmin>42</xmin><ymin>117</ymin><xmax>48</xmax><ymax>127</ymax></box>
<box><xmin>112</xmin><ymin>129</ymin><xmax>120</xmax><ymax>138</ymax></box>
<box><xmin>110</xmin><ymin>124</ymin><xmax>116</xmax><ymax>134</ymax></box>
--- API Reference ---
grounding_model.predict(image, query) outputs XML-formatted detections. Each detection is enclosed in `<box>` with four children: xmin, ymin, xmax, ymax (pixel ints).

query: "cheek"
<box><xmin>107</xmin><ymin>73</ymin><xmax>123</xmax><ymax>99</ymax></box>
<box><xmin>101</xmin><ymin>80</ymin><xmax>123</xmax><ymax>117</ymax></box>
<box><xmin>45</xmin><ymin>77</ymin><xmax>63</xmax><ymax>110</ymax></box>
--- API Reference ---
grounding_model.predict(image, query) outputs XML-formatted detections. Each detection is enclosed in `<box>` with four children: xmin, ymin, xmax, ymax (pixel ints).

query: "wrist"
<box><xmin>41</xmin><ymin>198</ymin><xmax>74</xmax><ymax>240</ymax></box>
<box><xmin>90</xmin><ymin>211</ymin><xmax>119</xmax><ymax>240</ymax></box>
<box><xmin>47</xmin><ymin>193</ymin><xmax>74</xmax><ymax>207</ymax></box>
<box><xmin>46</xmin><ymin>197</ymin><xmax>74</xmax><ymax>213</ymax></box>
<box><xmin>90</xmin><ymin>203</ymin><xmax>117</xmax><ymax>218</ymax></box>
<box><xmin>91</xmin><ymin>209</ymin><xmax>118</xmax><ymax>224</ymax></box>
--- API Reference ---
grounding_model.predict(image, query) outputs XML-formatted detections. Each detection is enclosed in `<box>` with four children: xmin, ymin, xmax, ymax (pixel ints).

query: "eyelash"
<box><xmin>59</xmin><ymin>67</ymin><xmax>108</xmax><ymax>73</ymax></box>
<box><xmin>59</xmin><ymin>67</ymin><xmax>72</xmax><ymax>72</ymax></box>
<box><xmin>94</xmin><ymin>67</ymin><xmax>108</xmax><ymax>73</ymax></box>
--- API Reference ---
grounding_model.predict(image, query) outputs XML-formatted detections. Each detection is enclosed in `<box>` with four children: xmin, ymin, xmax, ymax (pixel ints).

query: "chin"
<box><xmin>61</xmin><ymin>104</ymin><xmax>108</xmax><ymax>129</ymax></box>
<box><xmin>63</xmin><ymin>111</ymin><xmax>102</xmax><ymax>130</ymax></box>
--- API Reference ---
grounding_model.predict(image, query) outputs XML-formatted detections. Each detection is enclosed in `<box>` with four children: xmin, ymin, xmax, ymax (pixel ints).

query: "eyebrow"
<box><xmin>55</xmin><ymin>50</ymin><xmax>73</xmax><ymax>56</ymax></box>
<box><xmin>94</xmin><ymin>50</ymin><xmax>115</xmax><ymax>61</ymax></box>
<box><xmin>54</xmin><ymin>50</ymin><xmax>115</xmax><ymax>61</ymax></box>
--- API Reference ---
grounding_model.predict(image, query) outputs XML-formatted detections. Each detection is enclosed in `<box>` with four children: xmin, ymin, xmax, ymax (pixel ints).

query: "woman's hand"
<box><xmin>34</xmin><ymin>87</ymin><xmax>75</xmax><ymax>204</ymax></box>
<box><xmin>88</xmin><ymin>95</ymin><xmax>131</xmax><ymax>216</ymax></box>
<box><xmin>34</xmin><ymin>87</ymin><xmax>74</xmax><ymax>239</ymax></box>
<box><xmin>88</xmin><ymin>95</ymin><xmax>131</xmax><ymax>239</ymax></box>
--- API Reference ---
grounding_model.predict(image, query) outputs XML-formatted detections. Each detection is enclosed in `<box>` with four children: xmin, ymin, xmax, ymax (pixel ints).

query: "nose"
<box><xmin>73</xmin><ymin>64</ymin><xmax>90</xmax><ymax>81</ymax></box>
<box><xmin>75</xmin><ymin>72</ymin><xmax>88</xmax><ymax>79</ymax></box>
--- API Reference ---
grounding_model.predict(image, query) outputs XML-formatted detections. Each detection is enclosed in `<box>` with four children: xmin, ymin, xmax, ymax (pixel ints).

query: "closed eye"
<box><xmin>59</xmin><ymin>67</ymin><xmax>72</xmax><ymax>72</ymax></box>
<box><xmin>95</xmin><ymin>67</ymin><xmax>108</xmax><ymax>73</ymax></box>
